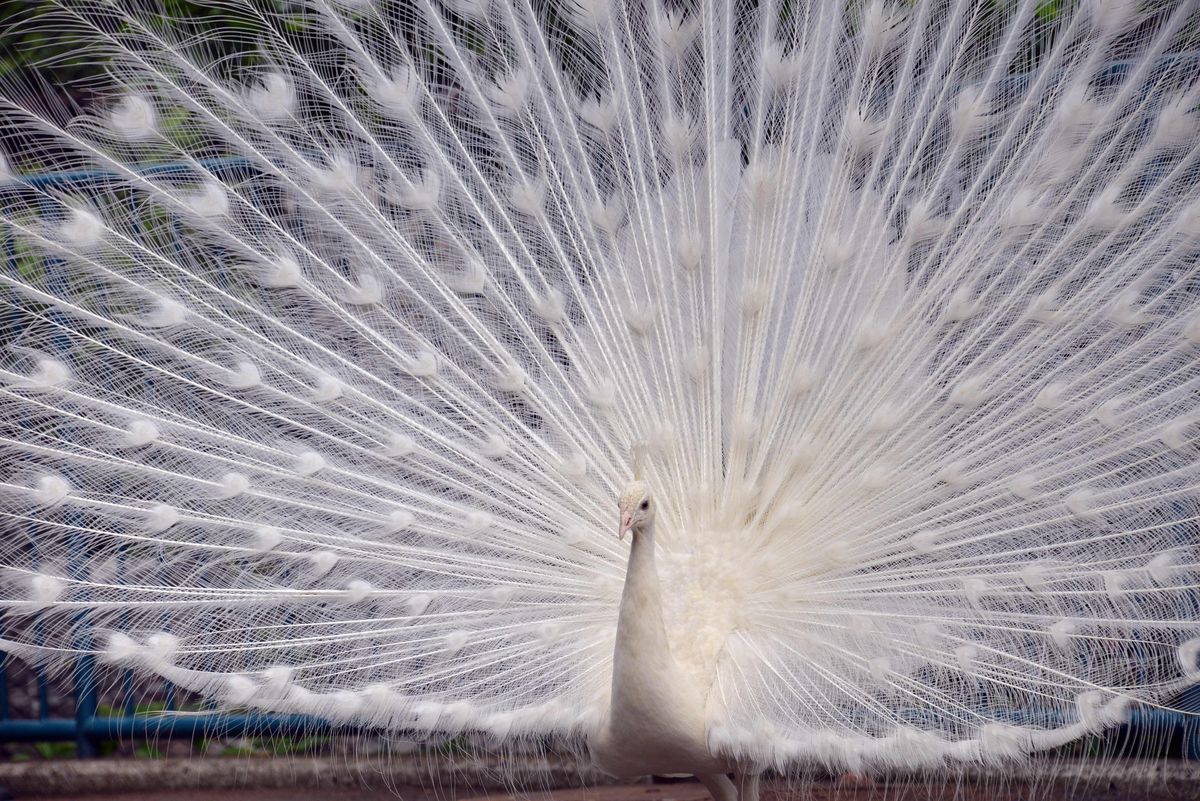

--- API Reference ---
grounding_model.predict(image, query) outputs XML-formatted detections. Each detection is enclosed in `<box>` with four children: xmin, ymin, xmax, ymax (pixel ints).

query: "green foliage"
<box><xmin>1036</xmin><ymin>0</ymin><xmax>1066</xmax><ymax>22</ymax></box>
<box><xmin>433</xmin><ymin>736</ymin><xmax>469</xmax><ymax>756</ymax></box>
<box><xmin>208</xmin><ymin>734</ymin><xmax>331</xmax><ymax>757</ymax></box>
<box><xmin>134</xmin><ymin>742</ymin><xmax>164</xmax><ymax>759</ymax></box>
<box><xmin>0</xmin><ymin>1</ymin><xmax>300</xmax><ymax>88</ymax></box>
<box><xmin>11</xmin><ymin>238</ymin><xmax>44</xmax><ymax>283</ymax></box>
<box><xmin>33</xmin><ymin>741</ymin><xmax>76</xmax><ymax>759</ymax></box>
<box><xmin>96</xmin><ymin>698</ymin><xmax>206</xmax><ymax>716</ymax></box>
<box><xmin>257</xmin><ymin>734</ymin><xmax>331</xmax><ymax>755</ymax></box>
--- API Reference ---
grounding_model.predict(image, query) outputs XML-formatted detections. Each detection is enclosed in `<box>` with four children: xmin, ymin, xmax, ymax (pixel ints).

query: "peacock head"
<box><xmin>617</xmin><ymin>481</ymin><xmax>654</xmax><ymax>540</ymax></box>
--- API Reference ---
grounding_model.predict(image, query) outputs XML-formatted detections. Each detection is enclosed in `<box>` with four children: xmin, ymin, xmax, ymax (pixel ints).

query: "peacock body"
<box><xmin>0</xmin><ymin>0</ymin><xmax>1199</xmax><ymax>790</ymax></box>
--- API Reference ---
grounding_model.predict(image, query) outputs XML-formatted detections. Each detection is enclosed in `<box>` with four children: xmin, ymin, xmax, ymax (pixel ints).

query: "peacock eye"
<box><xmin>639</xmin><ymin>500</ymin><xmax>649</xmax><ymax>510</ymax></box>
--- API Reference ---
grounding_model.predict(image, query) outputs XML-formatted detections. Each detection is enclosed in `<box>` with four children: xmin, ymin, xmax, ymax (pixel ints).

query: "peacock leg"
<box><xmin>734</xmin><ymin>769</ymin><xmax>760</xmax><ymax>801</ymax></box>
<box><xmin>697</xmin><ymin>773</ymin><xmax>737</xmax><ymax>801</ymax></box>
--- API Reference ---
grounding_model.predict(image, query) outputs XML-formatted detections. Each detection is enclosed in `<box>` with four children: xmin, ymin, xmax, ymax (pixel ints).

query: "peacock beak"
<box><xmin>618</xmin><ymin>511</ymin><xmax>633</xmax><ymax>540</ymax></box>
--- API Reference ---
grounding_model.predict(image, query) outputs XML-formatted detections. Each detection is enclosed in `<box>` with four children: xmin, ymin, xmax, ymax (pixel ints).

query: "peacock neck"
<box><xmin>614</xmin><ymin>519</ymin><xmax>676</xmax><ymax>678</ymax></box>
<box><xmin>598</xmin><ymin>517</ymin><xmax>727</xmax><ymax>776</ymax></box>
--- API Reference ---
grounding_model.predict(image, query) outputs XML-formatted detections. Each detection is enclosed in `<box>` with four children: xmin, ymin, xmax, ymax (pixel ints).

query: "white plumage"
<box><xmin>0</xmin><ymin>0</ymin><xmax>1199</xmax><ymax>794</ymax></box>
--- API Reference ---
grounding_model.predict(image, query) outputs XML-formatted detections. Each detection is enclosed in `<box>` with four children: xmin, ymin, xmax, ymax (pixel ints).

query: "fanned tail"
<box><xmin>0</xmin><ymin>0</ymin><xmax>1197</xmax><ymax>774</ymax></box>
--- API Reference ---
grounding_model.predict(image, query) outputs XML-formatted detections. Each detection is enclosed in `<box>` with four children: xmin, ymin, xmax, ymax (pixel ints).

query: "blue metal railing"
<box><xmin>1</xmin><ymin>159</ymin><xmax>1199</xmax><ymax>759</ymax></box>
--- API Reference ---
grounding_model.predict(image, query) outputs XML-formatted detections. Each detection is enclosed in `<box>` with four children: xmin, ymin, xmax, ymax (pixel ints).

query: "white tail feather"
<box><xmin>0</xmin><ymin>0</ymin><xmax>1197</xmax><ymax>776</ymax></box>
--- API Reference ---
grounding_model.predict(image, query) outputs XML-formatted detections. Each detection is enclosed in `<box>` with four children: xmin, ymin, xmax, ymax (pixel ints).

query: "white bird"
<box><xmin>596</xmin><ymin>481</ymin><xmax>758</xmax><ymax>801</ymax></box>
<box><xmin>0</xmin><ymin>0</ymin><xmax>1199</xmax><ymax>798</ymax></box>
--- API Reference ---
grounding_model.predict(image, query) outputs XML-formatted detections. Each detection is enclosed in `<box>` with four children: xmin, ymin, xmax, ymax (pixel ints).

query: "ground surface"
<box><xmin>0</xmin><ymin>759</ymin><xmax>1195</xmax><ymax>800</ymax></box>
<box><xmin>7</xmin><ymin>781</ymin><xmax>1197</xmax><ymax>801</ymax></box>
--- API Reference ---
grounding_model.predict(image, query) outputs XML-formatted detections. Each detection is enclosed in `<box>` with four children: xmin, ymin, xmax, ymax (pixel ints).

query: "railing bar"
<box><xmin>36</xmin><ymin>663</ymin><xmax>49</xmax><ymax>723</ymax></box>
<box><xmin>0</xmin><ymin>156</ymin><xmax>256</xmax><ymax>192</ymax></box>
<box><xmin>122</xmin><ymin>669</ymin><xmax>135</xmax><ymax>718</ymax></box>
<box><xmin>0</xmin><ymin>223</ymin><xmax>13</xmax><ymax>726</ymax></box>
